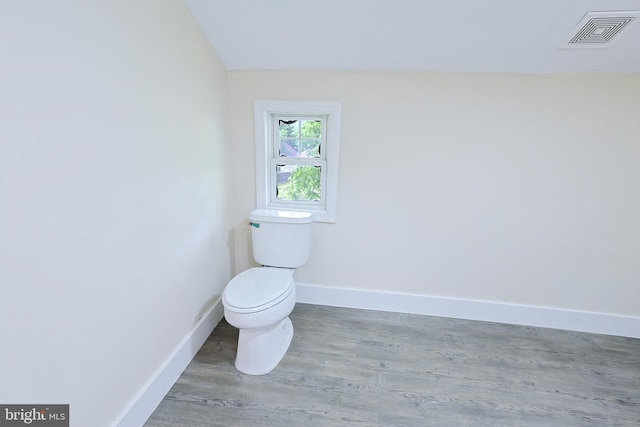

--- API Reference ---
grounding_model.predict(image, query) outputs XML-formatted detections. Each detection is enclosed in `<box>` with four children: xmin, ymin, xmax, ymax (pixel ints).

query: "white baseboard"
<box><xmin>296</xmin><ymin>283</ymin><xmax>640</xmax><ymax>339</ymax></box>
<box><xmin>113</xmin><ymin>299</ymin><xmax>225</xmax><ymax>427</ymax></box>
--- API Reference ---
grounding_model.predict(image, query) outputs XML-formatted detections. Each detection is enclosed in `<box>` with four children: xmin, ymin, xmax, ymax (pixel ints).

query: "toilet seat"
<box><xmin>223</xmin><ymin>267</ymin><xmax>294</xmax><ymax>314</ymax></box>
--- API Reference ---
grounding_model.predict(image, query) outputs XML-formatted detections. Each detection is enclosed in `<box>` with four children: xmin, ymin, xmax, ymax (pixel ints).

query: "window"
<box><xmin>254</xmin><ymin>100</ymin><xmax>341</xmax><ymax>223</ymax></box>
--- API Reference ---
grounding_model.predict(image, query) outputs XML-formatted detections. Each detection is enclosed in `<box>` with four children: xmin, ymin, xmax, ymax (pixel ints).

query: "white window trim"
<box><xmin>254</xmin><ymin>100</ymin><xmax>341</xmax><ymax>223</ymax></box>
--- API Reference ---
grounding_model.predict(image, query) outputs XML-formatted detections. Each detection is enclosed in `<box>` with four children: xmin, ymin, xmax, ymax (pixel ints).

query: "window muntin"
<box><xmin>255</xmin><ymin>101</ymin><xmax>341</xmax><ymax>223</ymax></box>
<box><xmin>278</xmin><ymin>118</ymin><xmax>323</xmax><ymax>158</ymax></box>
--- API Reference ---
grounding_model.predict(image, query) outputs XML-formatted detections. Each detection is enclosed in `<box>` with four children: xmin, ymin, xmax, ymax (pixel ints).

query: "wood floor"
<box><xmin>145</xmin><ymin>304</ymin><xmax>640</xmax><ymax>426</ymax></box>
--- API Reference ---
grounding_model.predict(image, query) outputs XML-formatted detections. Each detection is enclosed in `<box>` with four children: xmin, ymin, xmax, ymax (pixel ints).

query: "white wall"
<box><xmin>0</xmin><ymin>2</ymin><xmax>230</xmax><ymax>426</ymax></box>
<box><xmin>228</xmin><ymin>71</ymin><xmax>640</xmax><ymax>318</ymax></box>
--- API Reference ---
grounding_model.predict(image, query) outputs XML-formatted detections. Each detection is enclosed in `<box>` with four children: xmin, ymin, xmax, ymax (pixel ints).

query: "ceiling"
<box><xmin>185</xmin><ymin>0</ymin><xmax>640</xmax><ymax>73</ymax></box>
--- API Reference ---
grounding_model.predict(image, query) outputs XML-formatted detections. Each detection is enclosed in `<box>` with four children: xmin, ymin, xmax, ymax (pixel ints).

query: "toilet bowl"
<box><xmin>222</xmin><ymin>267</ymin><xmax>297</xmax><ymax>375</ymax></box>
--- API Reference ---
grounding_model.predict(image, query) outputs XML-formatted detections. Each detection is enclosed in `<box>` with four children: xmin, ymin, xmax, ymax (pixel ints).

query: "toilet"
<box><xmin>222</xmin><ymin>209</ymin><xmax>313</xmax><ymax>375</ymax></box>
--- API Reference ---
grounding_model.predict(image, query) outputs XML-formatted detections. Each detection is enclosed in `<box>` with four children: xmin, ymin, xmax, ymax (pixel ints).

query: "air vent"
<box><xmin>560</xmin><ymin>11</ymin><xmax>640</xmax><ymax>48</ymax></box>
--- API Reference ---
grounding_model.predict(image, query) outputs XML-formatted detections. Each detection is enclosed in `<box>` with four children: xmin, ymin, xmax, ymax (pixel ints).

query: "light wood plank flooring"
<box><xmin>146</xmin><ymin>304</ymin><xmax>640</xmax><ymax>426</ymax></box>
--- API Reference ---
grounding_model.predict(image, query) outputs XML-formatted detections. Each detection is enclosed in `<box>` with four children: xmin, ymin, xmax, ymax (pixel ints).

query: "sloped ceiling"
<box><xmin>185</xmin><ymin>0</ymin><xmax>640</xmax><ymax>73</ymax></box>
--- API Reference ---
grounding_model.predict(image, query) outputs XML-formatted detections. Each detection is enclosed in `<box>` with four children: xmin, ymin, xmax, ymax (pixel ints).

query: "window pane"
<box><xmin>279</xmin><ymin>120</ymin><xmax>299</xmax><ymax>138</ymax></box>
<box><xmin>276</xmin><ymin>165</ymin><xmax>321</xmax><ymax>201</ymax></box>
<box><xmin>278</xmin><ymin>119</ymin><xmax>321</xmax><ymax>158</ymax></box>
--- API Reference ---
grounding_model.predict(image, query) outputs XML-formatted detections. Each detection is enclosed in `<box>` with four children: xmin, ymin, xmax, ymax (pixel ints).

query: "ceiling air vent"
<box><xmin>560</xmin><ymin>11</ymin><xmax>640</xmax><ymax>48</ymax></box>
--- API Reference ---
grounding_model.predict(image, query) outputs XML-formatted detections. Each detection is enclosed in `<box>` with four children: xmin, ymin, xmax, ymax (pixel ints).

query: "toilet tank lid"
<box><xmin>249</xmin><ymin>209</ymin><xmax>313</xmax><ymax>224</ymax></box>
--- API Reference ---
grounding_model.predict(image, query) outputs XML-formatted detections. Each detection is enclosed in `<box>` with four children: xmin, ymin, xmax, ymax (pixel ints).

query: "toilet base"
<box><xmin>234</xmin><ymin>317</ymin><xmax>294</xmax><ymax>375</ymax></box>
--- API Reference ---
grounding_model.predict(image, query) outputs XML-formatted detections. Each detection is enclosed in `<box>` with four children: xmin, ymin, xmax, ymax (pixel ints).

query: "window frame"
<box><xmin>254</xmin><ymin>100</ymin><xmax>342</xmax><ymax>223</ymax></box>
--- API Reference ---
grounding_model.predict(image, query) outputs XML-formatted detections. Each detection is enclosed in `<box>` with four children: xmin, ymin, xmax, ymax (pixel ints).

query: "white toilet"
<box><xmin>222</xmin><ymin>209</ymin><xmax>313</xmax><ymax>375</ymax></box>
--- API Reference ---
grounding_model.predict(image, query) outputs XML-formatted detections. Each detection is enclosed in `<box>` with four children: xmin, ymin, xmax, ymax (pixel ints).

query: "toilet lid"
<box><xmin>223</xmin><ymin>267</ymin><xmax>294</xmax><ymax>311</ymax></box>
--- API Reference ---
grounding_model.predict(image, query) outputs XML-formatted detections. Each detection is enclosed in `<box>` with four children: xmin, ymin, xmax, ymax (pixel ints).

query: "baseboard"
<box><xmin>296</xmin><ymin>283</ymin><xmax>640</xmax><ymax>339</ymax></box>
<box><xmin>113</xmin><ymin>299</ymin><xmax>225</xmax><ymax>427</ymax></box>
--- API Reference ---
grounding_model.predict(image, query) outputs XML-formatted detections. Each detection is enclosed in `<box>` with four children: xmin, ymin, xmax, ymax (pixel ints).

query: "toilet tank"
<box><xmin>249</xmin><ymin>209</ymin><xmax>313</xmax><ymax>268</ymax></box>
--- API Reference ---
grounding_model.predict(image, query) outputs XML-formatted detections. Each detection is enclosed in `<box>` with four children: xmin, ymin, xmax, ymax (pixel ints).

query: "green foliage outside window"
<box><xmin>278</xmin><ymin>166</ymin><xmax>321</xmax><ymax>201</ymax></box>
